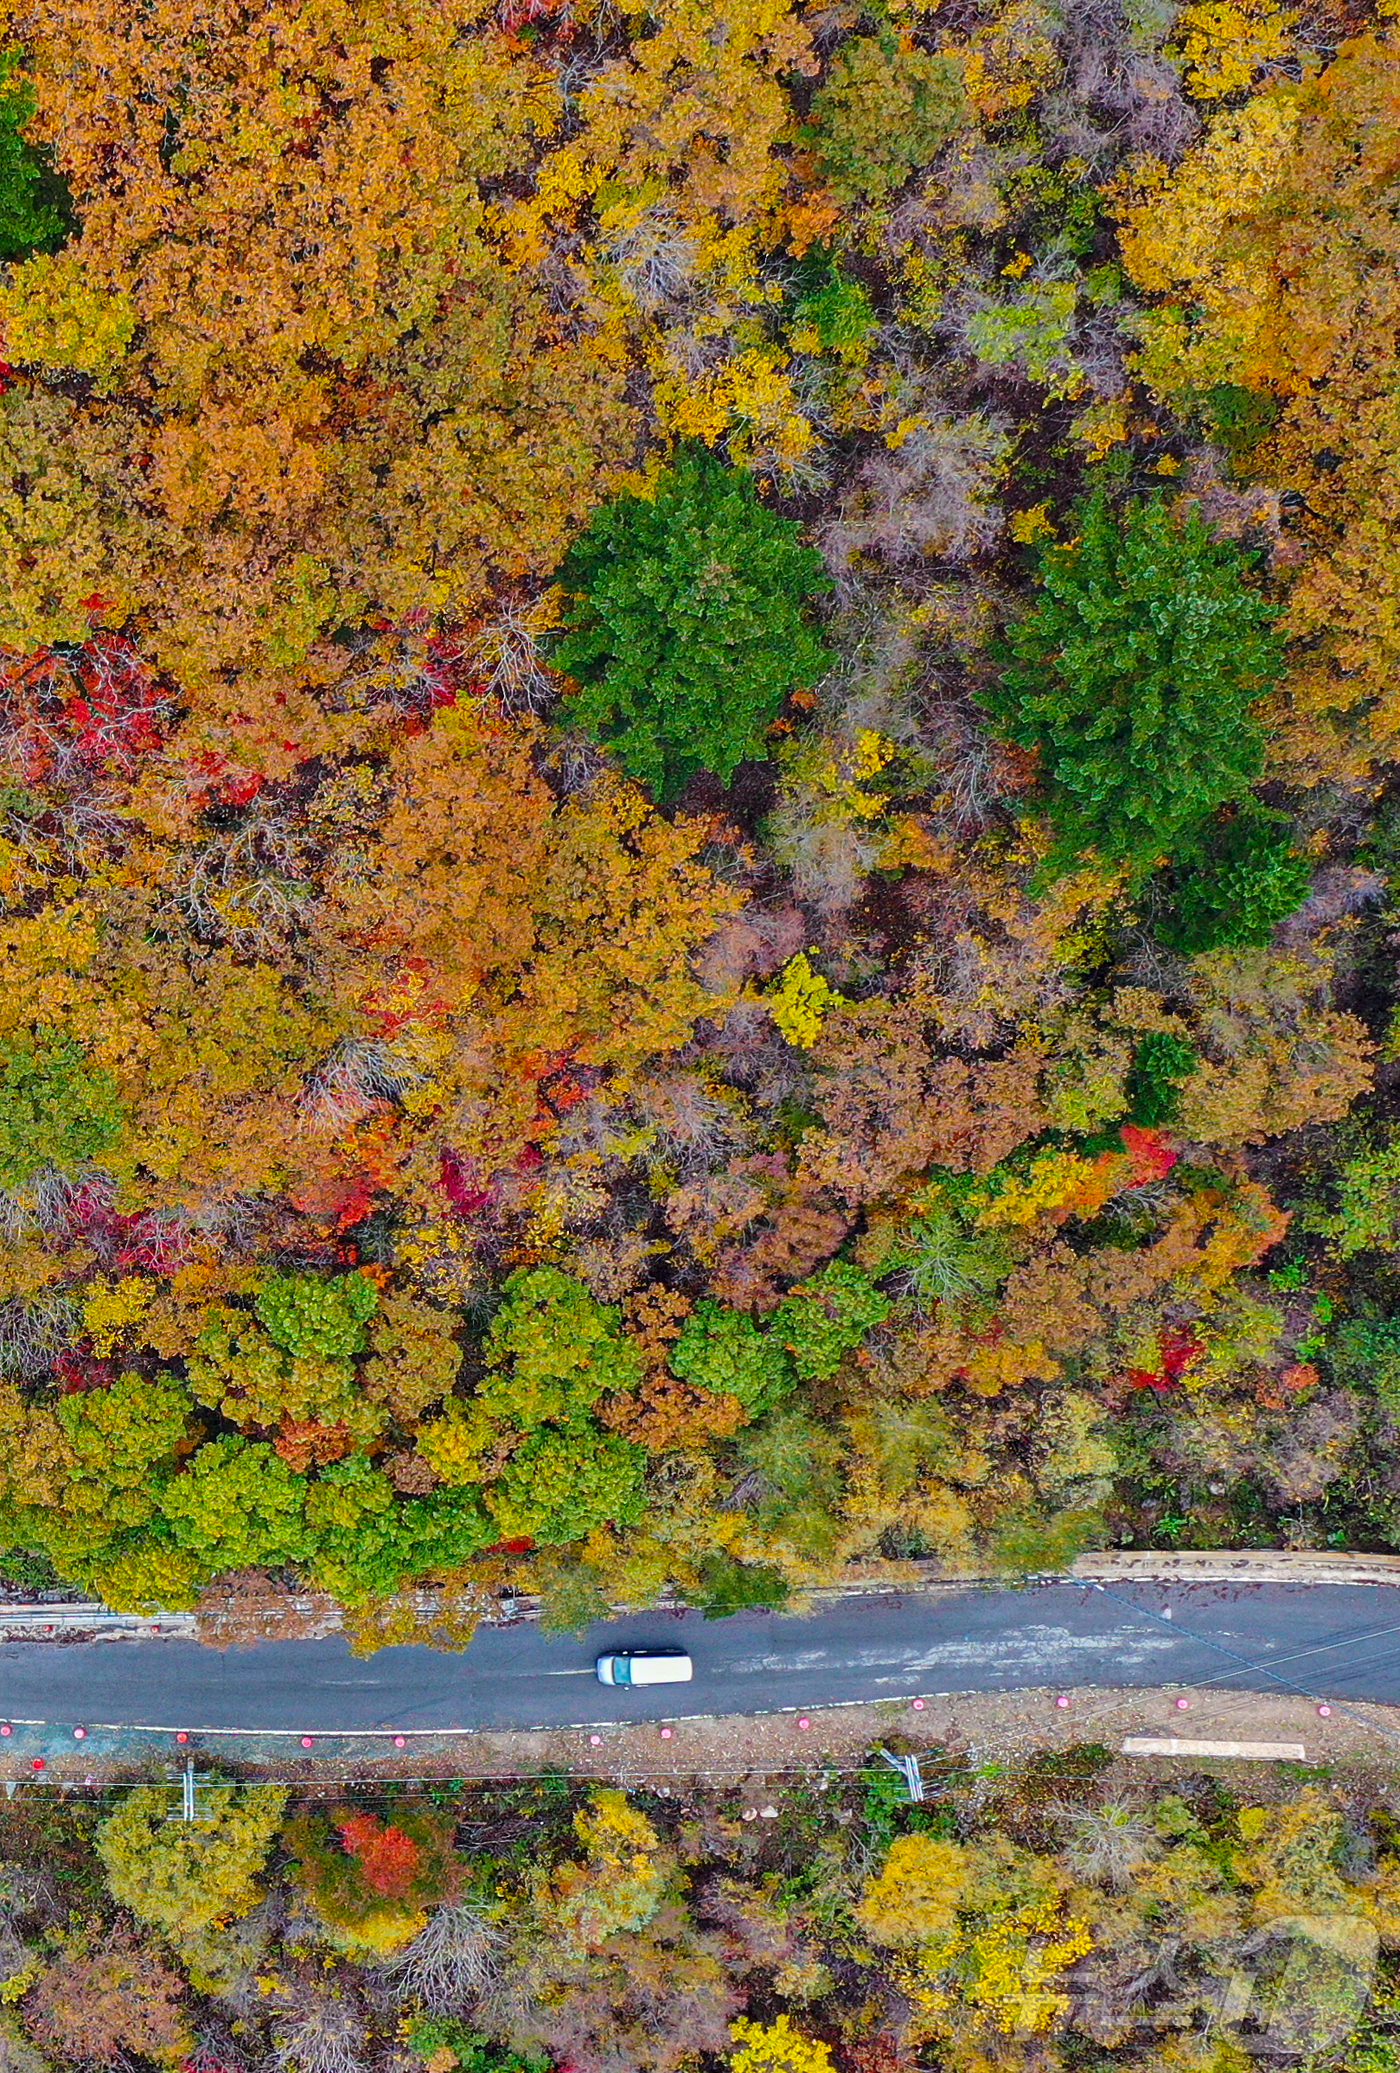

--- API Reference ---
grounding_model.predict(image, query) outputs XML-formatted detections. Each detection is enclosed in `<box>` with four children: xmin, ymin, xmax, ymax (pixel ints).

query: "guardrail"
<box><xmin>1069</xmin><ymin>1549</ymin><xmax>1400</xmax><ymax>1587</ymax></box>
<box><xmin>0</xmin><ymin>1604</ymin><xmax>197</xmax><ymax>1637</ymax></box>
<box><xmin>2</xmin><ymin>1546</ymin><xmax>1397</xmax><ymax>1646</ymax></box>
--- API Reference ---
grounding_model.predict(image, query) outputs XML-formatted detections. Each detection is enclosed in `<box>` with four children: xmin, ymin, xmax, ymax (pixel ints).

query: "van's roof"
<box><xmin>604</xmin><ymin>1648</ymin><xmax>693</xmax><ymax>1683</ymax></box>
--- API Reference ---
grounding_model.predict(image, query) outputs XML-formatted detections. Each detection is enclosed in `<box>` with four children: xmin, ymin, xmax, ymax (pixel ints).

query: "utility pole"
<box><xmin>165</xmin><ymin>1759</ymin><xmax>213</xmax><ymax>1823</ymax></box>
<box><xmin>876</xmin><ymin>1747</ymin><xmax>925</xmax><ymax>1803</ymax></box>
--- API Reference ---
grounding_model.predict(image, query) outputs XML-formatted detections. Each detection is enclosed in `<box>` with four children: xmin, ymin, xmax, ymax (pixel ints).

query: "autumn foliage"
<box><xmin>0</xmin><ymin>0</ymin><xmax>1392</xmax><ymax>1622</ymax></box>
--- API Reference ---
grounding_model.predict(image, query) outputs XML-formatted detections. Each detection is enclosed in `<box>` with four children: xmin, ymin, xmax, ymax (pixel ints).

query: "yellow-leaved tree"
<box><xmin>1114</xmin><ymin>27</ymin><xmax>1400</xmax><ymax>778</ymax></box>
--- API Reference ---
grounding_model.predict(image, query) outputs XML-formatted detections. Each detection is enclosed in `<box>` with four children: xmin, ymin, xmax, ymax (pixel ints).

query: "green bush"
<box><xmin>254</xmin><ymin>1269</ymin><xmax>378</xmax><ymax>1359</ymax></box>
<box><xmin>305</xmin><ymin>1455</ymin><xmax>416</xmax><ymax>1606</ymax></box>
<box><xmin>536</xmin><ymin>1552</ymin><xmax>612</xmax><ymax>1634</ymax></box>
<box><xmin>396</xmin><ymin>1487</ymin><xmax>496</xmax><ymax>1575</ymax></box>
<box><xmin>552</xmin><ymin>445</ymin><xmax>832</xmax><ymax>799</ymax></box>
<box><xmin>983</xmin><ymin>1504</ymin><xmax>1105</xmax><ymax>1574</ymax></box>
<box><xmin>669</xmin><ymin>1298</ymin><xmax>795</xmax><ymax>1414</ymax></box>
<box><xmin>1326</xmin><ymin>1312</ymin><xmax>1400</xmax><ymax>1420</ymax></box>
<box><xmin>981</xmin><ymin>491</ymin><xmax>1282</xmax><ymax>882</ymax></box>
<box><xmin>1125</xmin><ymin>1032</ymin><xmax>1201</xmax><ymax>1126</ymax></box>
<box><xmin>485</xmin><ymin>1420</ymin><xmax>647</xmax><ymax>1544</ymax></box>
<box><xmin>1201</xmin><ymin>381</ymin><xmax>1280</xmax><ymax>464</ymax></box>
<box><xmin>0</xmin><ymin>1026</ymin><xmax>123</xmax><ymax>1188</ymax></box>
<box><xmin>964</xmin><ymin>283</ymin><xmax>1078</xmax><ymax>388</ymax></box>
<box><xmin>771</xmin><ymin>1260</ymin><xmax>890</xmax><ymax>1381</ymax></box>
<box><xmin>891</xmin><ymin>1194</ymin><xmax>1015</xmax><ymax>1305</ymax></box>
<box><xmin>0</xmin><ymin>51</ymin><xmax>70</xmax><ymax>262</ymax></box>
<box><xmin>1304</xmin><ymin>1134</ymin><xmax>1400</xmax><ymax>1260</ymax></box>
<box><xmin>406</xmin><ymin>2023</ymin><xmax>550</xmax><ymax>2073</ymax></box>
<box><xmin>158</xmin><ymin>1437</ymin><xmax>311</xmax><ymax>1574</ymax></box>
<box><xmin>694</xmin><ymin>1550</ymin><xmax>790</xmax><ymax>1619</ymax></box>
<box><xmin>790</xmin><ymin>267</ymin><xmax>876</xmax><ymax>360</ymax></box>
<box><xmin>1154</xmin><ymin>807</ymin><xmax>1312</xmax><ymax>953</ymax></box>
<box><xmin>737</xmin><ymin>1405</ymin><xmax>845</xmax><ymax>1507</ymax></box>
<box><xmin>808</xmin><ymin>36</ymin><xmax>965</xmax><ymax>203</ymax></box>
<box><xmin>481</xmin><ymin>1267</ymin><xmax>642</xmax><ymax>1428</ymax></box>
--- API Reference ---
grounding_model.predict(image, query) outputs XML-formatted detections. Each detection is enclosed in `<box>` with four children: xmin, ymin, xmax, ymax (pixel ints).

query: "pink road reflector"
<box><xmin>393</xmin><ymin>1735</ymin><xmax>407</xmax><ymax>1749</ymax></box>
<box><xmin>1175</xmin><ymin>1697</ymin><xmax>1191</xmax><ymax>1710</ymax></box>
<box><xmin>72</xmin><ymin>1728</ymin><xmax>86</xmax><ymax>1740</ymax></box>
<box><xmin>300</xmin><ymin>1736</ymin><xmax>314</xmax><ymax>1749</ymax></box>
<box><xmin>175</xmin><ymin>1732</ymin><xmax>188</xmax><ymax>1745</ymax></box>
<box><xmin>660</xmin><ymin>1726</ymin><xmax>673</xmax><ymax>1738</ymax></box>
<box><xmin>589</xmin><ymin>1734</ymin><xmax>602</xmax><ymax>1746</ymax></box>
<box><xmin>1317</xmin><ymin>1704</ymin><xmax>1333</xmax><ymax>1718</ymax></box>
<box><xmin>797</xmin><ymin>1717</ymin><xmax>811</xmax><ymax>1730</ymax></box>
<box><xmin>912</xmin><ymin>1698</ymin><xmax>926</xmax><ymax>1711</ymax></box>
<box><xmin>1055</xmin><ymin>1695</ymin><xmax>1070</xmax><ymax>1709</ymax></box>
<box><xmin>30</xmin><ymin>1758</ymin><xmax>43</xmax><ymax>1772</ymax></box>
<box><xmin>0</xmin><ymin>1725</ymin><xmax>11</xmax><ymax>1737</ymax></box>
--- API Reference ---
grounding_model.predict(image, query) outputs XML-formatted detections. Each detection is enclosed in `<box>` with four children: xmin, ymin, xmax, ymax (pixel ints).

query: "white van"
<box><xmin>595</xmin><ymin>1647</ymin><xmax>693</xmax><ymax>1687</ymax></box>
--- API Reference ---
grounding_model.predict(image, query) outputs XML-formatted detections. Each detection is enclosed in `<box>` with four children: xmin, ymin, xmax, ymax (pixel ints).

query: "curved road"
<box><xmin>5</xmin><ymin>1579</ymin><xmax>1400</xmax><ymax>1736</ymax></box>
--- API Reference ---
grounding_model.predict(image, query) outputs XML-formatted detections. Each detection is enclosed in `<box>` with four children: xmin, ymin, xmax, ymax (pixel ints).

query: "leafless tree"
<box><xmin>0</xmin><ymin>1290</ymin><xmax>79</xmax><ymax>1379</ymax></box>
<box><xmin>375</xmin><ymin>1903</ymin><xmax>504</xmax><ymax>2015</ymax></box>
<box><xmin>298</xmin><ymin>1040</ymin><xmax>402</xmax><ymax>1131</ymax></box>
<box><xmin>271</xmin><ymin>1994</ymin><xmax>368</xmax><ymax>2073</ymax></box>
<box><xmin>466</xmin><ymin>595</ymin><xmax>561</xmax><ymax>717</ymax></box>
<box><xmin>598</xmin><ymin>203</ymin><xmax>699</xmax><ymax>314</ymax></box>
<box><xmin>175</xmin><ymin>801</ymin><xmax>312</xmax><ymax>956</ymax></box>
<box><xmin>1054</xmin><ymin>1799</ymin><xmax>1157</xmax><ymax>1891</ymax></box>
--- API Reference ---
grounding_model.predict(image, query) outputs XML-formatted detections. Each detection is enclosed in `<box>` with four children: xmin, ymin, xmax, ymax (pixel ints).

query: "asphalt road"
<box><xmin>5</xmin><ymin>1579</ymin><xmax>1400</xmax><ymax>1736</ymax></box>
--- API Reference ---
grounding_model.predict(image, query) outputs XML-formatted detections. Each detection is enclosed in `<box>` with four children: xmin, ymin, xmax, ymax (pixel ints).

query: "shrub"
<box><xmin>1155</xmin><ymin>807</ymin><xmax>1312</xmax><ymax>953</ymax></box>
<box><xmin>695</xmin><ymin>1551</ymin><xmax>790</xmax><ymax>1619</ymax></box>
<box><xmin>552</xmin><ymin>446</ymin><xmax>832</xmax><ymax>799</ymax></box>
<box><xmin>807</xmin><ymin>36</ymin><xmax>965</xmax><ymax>202</ymax></box>
<box><xmin>980</xmin><ymin>492</ymin><xmax>1282</xmax><ymax>881</ymax></box>
<box><xmin>0</xmin><ymin>1027</ymin><xmax>122</xmax><ymax>1189</ymax></box>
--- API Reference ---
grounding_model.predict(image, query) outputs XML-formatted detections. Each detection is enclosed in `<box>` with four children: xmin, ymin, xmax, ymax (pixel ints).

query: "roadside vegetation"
<box><xmin>0</xmin><ymin>1750</ymin><xmax>1396</xmax><ymax>2071</ymax></box>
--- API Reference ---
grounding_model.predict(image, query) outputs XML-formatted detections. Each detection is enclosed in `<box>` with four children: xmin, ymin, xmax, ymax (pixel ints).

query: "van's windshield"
<box><xmin>611</xmin><ymin>1657</ymin><xmax>632</xmax><ymax>1685</ymax></box>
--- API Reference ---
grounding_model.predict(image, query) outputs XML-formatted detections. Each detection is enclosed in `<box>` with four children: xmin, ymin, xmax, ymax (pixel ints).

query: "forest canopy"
<box><xmin>0</xmin><ymin>0</ymin><xmax>1394</xmax><ymax>1634</ymax></box>
<box><xmin>0</xmin><ymin>1750</ymin><xmax>1398</xmax><ymax>2073</ymax></box>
